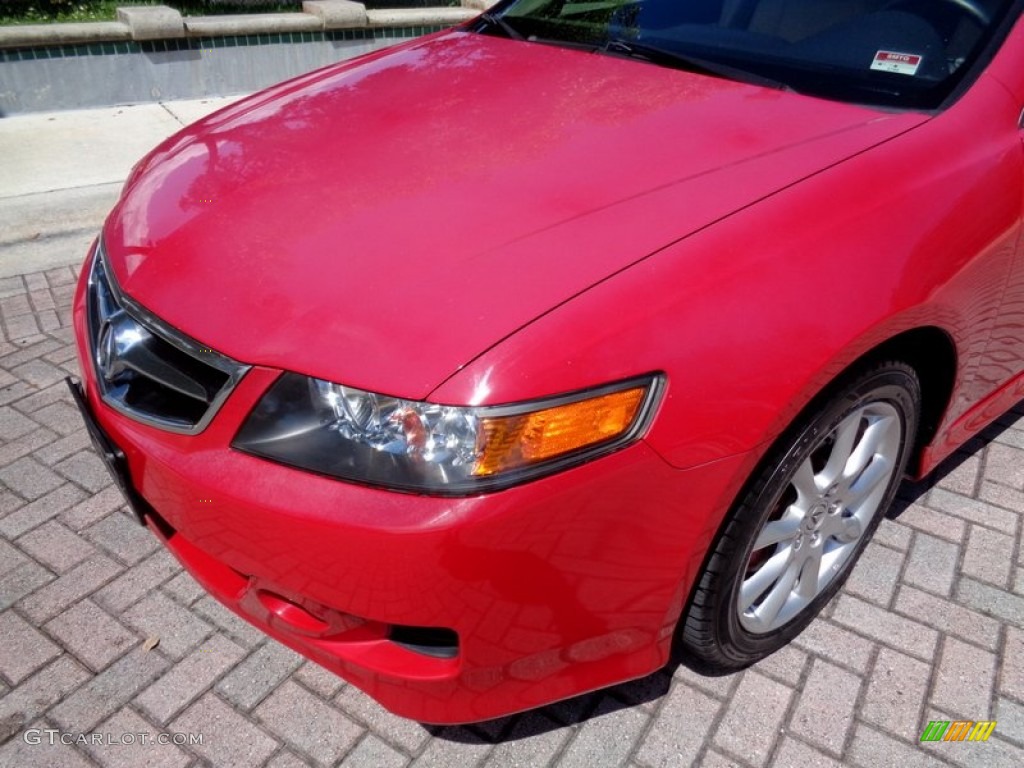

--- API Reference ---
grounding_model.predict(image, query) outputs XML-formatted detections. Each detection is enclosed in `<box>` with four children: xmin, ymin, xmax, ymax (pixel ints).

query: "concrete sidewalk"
<box><xmin>0</xmin><ymin>96</ymin><xmax>245</xmax><ymax>279</ymax></box>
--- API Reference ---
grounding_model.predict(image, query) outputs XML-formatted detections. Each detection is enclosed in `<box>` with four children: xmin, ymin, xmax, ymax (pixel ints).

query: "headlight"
<box><xmin>233</xmin><ymin>373</ymin><xmax>662</xmax><ymax>494</ymax></box>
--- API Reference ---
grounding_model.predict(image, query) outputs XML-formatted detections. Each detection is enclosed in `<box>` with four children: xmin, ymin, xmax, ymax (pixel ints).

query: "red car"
<box><xmin>71</xmin><ymin>0</ymin><xmax>1024</xmax><ymax>723</ymax></box>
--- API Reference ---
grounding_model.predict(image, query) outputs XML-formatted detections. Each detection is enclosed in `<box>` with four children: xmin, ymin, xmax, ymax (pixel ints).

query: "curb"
<box><xmin>0</xmin><ymin>1</ymin><xmax>492</xmax><ymax>49</ymax></box>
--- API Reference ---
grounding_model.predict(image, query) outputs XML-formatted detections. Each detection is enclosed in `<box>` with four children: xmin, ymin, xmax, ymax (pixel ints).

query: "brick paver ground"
<box><xmin>1</xmin><ymin>265</ymin><xmax>1022</xmax><ymax>767</ymax></box>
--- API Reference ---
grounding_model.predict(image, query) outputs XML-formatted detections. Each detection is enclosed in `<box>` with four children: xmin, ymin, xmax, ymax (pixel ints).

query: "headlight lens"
<box><xmin>233</xmin><ymin>373</ymin><xmax>661</xmax><ymax>494</ymax></box>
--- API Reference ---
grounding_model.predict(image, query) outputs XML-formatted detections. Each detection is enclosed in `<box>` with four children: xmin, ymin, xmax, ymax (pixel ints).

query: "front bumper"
<box><xmin>71</xmin><ymin>265</ymin><xmax>750</xmax><ymax>723</ymax></box>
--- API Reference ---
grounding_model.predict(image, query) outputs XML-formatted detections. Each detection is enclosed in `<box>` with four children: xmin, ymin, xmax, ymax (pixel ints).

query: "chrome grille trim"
<box><xmin>85</xmin><ymin>241</ymin><xmax>250</xmax><ymax>434</ymax></box>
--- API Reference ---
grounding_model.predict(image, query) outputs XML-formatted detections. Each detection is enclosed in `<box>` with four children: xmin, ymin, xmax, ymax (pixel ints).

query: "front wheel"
<box><xmin>680</xmin><ymin>362</ymin><xmax>920</xmax><ymax>669</ymax></box>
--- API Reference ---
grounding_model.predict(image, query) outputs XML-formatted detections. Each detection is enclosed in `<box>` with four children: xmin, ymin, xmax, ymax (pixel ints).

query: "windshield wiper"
<box><xmin>479</xmin><ymin>12</ymin><xmax>525</xmax><ymax>41</ymax></box>
<box><xmin>601</xmin><ymin>39</ymin><xmax>792</xmax><ymax>92</ymax></box>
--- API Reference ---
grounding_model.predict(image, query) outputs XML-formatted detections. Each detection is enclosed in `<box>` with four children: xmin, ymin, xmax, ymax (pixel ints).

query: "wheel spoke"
<box><xmin>753</xmin><ymin>558</ymin><xmax>801</xmax><ymax>627</ymax></box>
<box><xmin>739</xmin><ymin>547</ymin><xmax>791</xmax><ymax>611</ymax></box>
<box><xmin>791</xmin><ymin>457</ymin><xmax>818</xmax><ymax>502</ymax></box>
<box><xmin>796</xmin><ymin>548</ymin><xmax>823</xmax><ymax>599</ymax></box>
<box><xmin>843</xmin><ymin>414</ymin><xmax>896</xmax><ymax>485</ymax></box>
<box><xmin>752</xmin><ymin>516</ymin><xmax>800</xmax><ymax>552</ymax></box>
<box><xmin>846</xmin><ymin>454</ymin><xmax>892</xmax><ymax>507</ymax></box>
<box><xmin>819</xmin><ymin>412</ymin><xmax>862</xmax><ymax>488</ymax></box>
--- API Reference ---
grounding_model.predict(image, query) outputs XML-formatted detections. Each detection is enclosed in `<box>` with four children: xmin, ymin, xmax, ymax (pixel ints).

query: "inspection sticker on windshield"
<box><xmin>871</xmin><ymin>51</ymin><xmax>922</xmax><ymax>76</ymax></box>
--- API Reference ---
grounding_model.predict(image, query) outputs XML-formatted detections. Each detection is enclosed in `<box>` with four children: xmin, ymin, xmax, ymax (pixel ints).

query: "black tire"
<box><xmin>679</xmin><ymin>361</ymin><xmax>921</xmax><ymax>669</ymax></box>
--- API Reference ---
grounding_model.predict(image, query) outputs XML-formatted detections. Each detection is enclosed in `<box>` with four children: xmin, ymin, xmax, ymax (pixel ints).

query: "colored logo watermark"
<box><xmin>920</xmin><ymin>720</ymin><xmax>996</xmax><ymax>742</ymax></box>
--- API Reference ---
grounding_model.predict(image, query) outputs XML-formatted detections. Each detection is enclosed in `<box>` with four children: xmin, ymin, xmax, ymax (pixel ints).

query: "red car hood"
<box><xmin>105</xmin><ymin>31</ymin><xmax>926</xmax><ymax>399</ymax></box>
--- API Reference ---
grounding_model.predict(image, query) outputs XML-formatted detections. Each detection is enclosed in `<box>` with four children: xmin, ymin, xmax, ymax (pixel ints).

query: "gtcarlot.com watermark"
<box><xmin>23</xmin><ymin>728</ymin><xmax>203</xmax><ymax>747</ymax></box>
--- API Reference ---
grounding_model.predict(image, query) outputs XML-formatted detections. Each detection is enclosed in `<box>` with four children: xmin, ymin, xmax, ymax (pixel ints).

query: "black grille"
<box><xmin>85</xmin><ymin>244</ymin><xmax>248</xmax><ymax>433</ymax></box>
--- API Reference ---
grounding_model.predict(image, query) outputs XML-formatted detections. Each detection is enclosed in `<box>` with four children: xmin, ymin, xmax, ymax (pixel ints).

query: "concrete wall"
<box><xmin>0</xmin><ymin>29</ymin><xmax>439</xmax><ymax>113</ymax></box>
<box><xmin>0</xmin><ymin>2</ymin><xmax>490</xmax><ymax>113</ymax></box>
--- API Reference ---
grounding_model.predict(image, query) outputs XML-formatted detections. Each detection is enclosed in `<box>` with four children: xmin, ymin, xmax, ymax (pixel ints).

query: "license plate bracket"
<box><xmin>66</xmin><ymin>376</ymin><xmax>147</xmax><ymax>526</ymax></box>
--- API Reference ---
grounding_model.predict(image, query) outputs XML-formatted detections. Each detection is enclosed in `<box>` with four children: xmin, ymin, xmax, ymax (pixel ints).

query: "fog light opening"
<box><xmin>389</xmin><ymin>625</ymin><xmax>459</xmax><ymax>659</ymax></box>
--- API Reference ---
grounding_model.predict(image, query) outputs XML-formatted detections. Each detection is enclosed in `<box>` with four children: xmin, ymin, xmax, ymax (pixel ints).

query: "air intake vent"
<box><xmin>85</xmin><ymin>244</ymin><xmax>248</xmax><ymax>433</ymax></box>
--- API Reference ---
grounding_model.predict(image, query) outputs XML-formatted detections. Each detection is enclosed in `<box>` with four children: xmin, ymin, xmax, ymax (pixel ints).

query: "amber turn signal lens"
<box><xmin>473</xmin><ymin>386</ymin><xmax>647</xmax><ymax>477</ymax></box>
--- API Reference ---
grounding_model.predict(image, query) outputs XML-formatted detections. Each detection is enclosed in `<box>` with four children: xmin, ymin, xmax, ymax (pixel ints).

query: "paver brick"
<box><xmin>0</xmin><ymin>718</ymin><xmax>96</xmax><ymax>768</ymax></box>
<box><xmin>894</xmin><ymin>585</ymin><xmax>1001</xmax><ymax>651</ymax></box>
<box><xmin>1002</xmin><ymin>627</ymin><xmax>1024</xmax><ymax>702</ymax></box>
<box><xmin>894</xmin><ymin>501</ymin><xmax>966</xmax><ymax>542</ymax></box>
<box><xmin>0</xmin><ymin>654</ymin><xmax>91</xmax><ymax>724</ymax></box>
<box><xmin>0</xmin><ymin>559</ymin><xmax>53</xmax><ymax>610</ymax></box>
<box><xmin>28</xmin><ymin>401</ymin><xmax>83</xmax><ymax>436</ymax></box>
<box><xmin>43</xmin><ymin>598</ymin><xmax>137</xmax><ymax>672</ymax></box>
<box><xmin>848</xmin><ymin>725</ymin><xmax>947</xmax><ymax>768</ymax></box>
<box><xmin>341</xmin><ymin>734</ymin><xmax>410</xmax><ymax>768</ymax></box>
<box><xmin>121</xmin><ymin>591</ymin><xmax>214</xmax><ymax>660</ymax></box>
<box><xmin>295</xmin><ymin>660</ymin><xmax>346</xmax><ymax>699</ymax></box>
<box><xmin>15</xmin><ymin>519</ymin><xmax>95</xmax><ymax>572</ymax></box>
<box><xmin>978</xmin><ymin>480</ymin><xmax>1024</xmax><ymax>518</ymax></box>
<box><xmin>672</xmin><ymin>660</ymin><xmax>739</xmax><ymax>699</ymax></box>
<box><xmin>935</xmin><ymin>453</ymin><xmax>980</xmax><ymax>495</ymax></box>
<box><xmin>333</xmin><ymin>684</ymin><xmax>432</xmax><ymax>755</ymax></box>
<box><xmin>136</xmin><ymin>633</ymin><xmax>246</xmax><ymax>724</ymax></box>
<box><xmin>161</xmin><ymin>570</ymin><xmax>205</xmax><ymax>606</ymax></box>
<box><xmin>0</xmin><ymin>482</ymin><xmax>87</xmax><ymax>538</ymax></box>
<box><xmin>49</xmin><ymin>647</ymin><xmax>170</xmax><ymax>731</ymax></box>
<box><xmin>872</xmin><ymin>518</ymin><xmax>912</xmax><ymax>551</ymax></box>
<box><xmin>191</xmin><ymin>594</ymin><xmax>268</xmax><ymax>649</ymax></box>
<box><xmin>0</xmin><ymin>456</ymin><xmax>63</xmax><ymax>502</ymax></box>
<box><xmin>713</xmin><ymin>671</ymin><xmax>793</xmax><ymax>767</ymax></box>
<box><xmin>902</xmin><ymin>532</ymin><xmax>959</xmax><ymax>596</ymax></box>
<box><xmin>932</xmin><ymin>636</ymin><xmax>998</xmax><ymax>718</ymax></box>
<box><xmin>984</xmin><ymin>443</ymin><xmax>1024</xmax><ymax>489</ymax></box>
<box><xmin>558</xmin><ymin>696</ymin><xmax>649</xmax><ymax>768</ymax></box>
<box><xmin>789</xmin><ymin>659</ymin><xmax>861</xmax><ymax>755</ymax></box>
<box><xmin>793</xmin><ymin>618</ymin><xmax>875</xmax><ymax>674</ymax></box>
<box><xmin>957</xmin><ymin>577</ymin><xmax>1024</xmax><ymax>625</ymax></box>
<box><xmin>171</xmin><ymin>692</ymin><xmax>281</xmax><ymax>768</ymax></box>
<box><xmin>60</xmin><ymin>485</ymin><xmax>128</xmax><ymax>531</ymax></box>
<box><xmin>843</xmin><ymin>541</ymin><xmax>903</xmax><ymax>606</ymax></box>
<box><xmin>773</xmin><ymin>737</ymin><xmax>843</xmax><ymax>768</ymax></box>
<box><xmin>18</xmin><ymin>552</ymin><xmax>122</xmax><ymax>623</ymax></box>
<box><xmin>831</xmin><ymin>595</ymin><xmax>938</xmax><ymax>661</ymax></box>
<box><xmin>54</xmin><ymin>450</ymin><xmax>113</xmax><ymax>493</ymax></box>
<box><xmin>411</xmin><ymin>727</ymin><xmax>491</xmax><ymax>768</ymax></box>
<box><xmin>84</xmin><ymin>707</ymin><xmax>190</xmax><ymax>768</ymax></box>
<box><xmin>962</xmin><ymin>524</ymin><xmax>1016</xmax><ymax>587</ymax></box>
<box><xmin>93</xmin><ymin>548</ymin><xmax>180</xmax><ymax>613</ymax></box>
<box><xmin>11</xmin><ymin>358</ymin><xmax>68</xmax><ymax>390</ymax></box>
<box><xmin>996</xmin><ymin>696</ymin><xmax>1024</xmax><ymax>747</ymax></box>
<box><xmin>0</xmin><ymin>406</ymin><xmax>37</xmax><ymax>443</ymax></box>
<box><xmin>266</xmin><ymin>751</ymin><xmax>315</xmax><ymax>768</ymax></box>
<box><xmin>0</xmin><ymin>538</ymin><xmax>28</xmax><ymax>576</ymax></box>
<box><xmin>254</xmin><ymin>680</ymin><xmax>364</xmax><ymax>766</ymax></box>
<box><xmin>0</xmin><ymin>610</ymin><xmax>62</xmax><ymax>684</ymax></box>
<box><xmin>483</xmin><ymin>712</ymin><xmax>570</xmax><ymax>768</ymax></box>
<box><xmin>216</xmin><ymin>639</ymin><xmax>304</xmax><ymax>710</ymax></box>
<box><xmin>861</xmin><ymin>647</ymin><xmax>930</xmax><ymax>740</ymax></box>
<box><xmin>751</xmin><ymin>644</ymin><xmax>808</xmax><ymax>687</ymax></box>
<box><xmin>84</xmin><ymin>511</ymin><xmax>160</xmax><ymax>565</ymax></box>
<box><xmin>635</xmin><ymin>681</ymin><xmax>720</xmax><ymax>768</ymax></box>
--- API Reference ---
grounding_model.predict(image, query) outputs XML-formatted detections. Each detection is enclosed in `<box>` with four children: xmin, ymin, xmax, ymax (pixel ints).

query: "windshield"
<box><xmin>478</xmin><ymin>0</ymin><xmax>1019</xmax><ymax>108</ymax></box>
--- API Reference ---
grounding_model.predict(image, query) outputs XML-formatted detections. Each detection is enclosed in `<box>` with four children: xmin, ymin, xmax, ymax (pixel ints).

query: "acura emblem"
<box><xmin>95</xmin><ymin>310</ymin><xmax>149</xmax><ymax>384</ymax></box>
